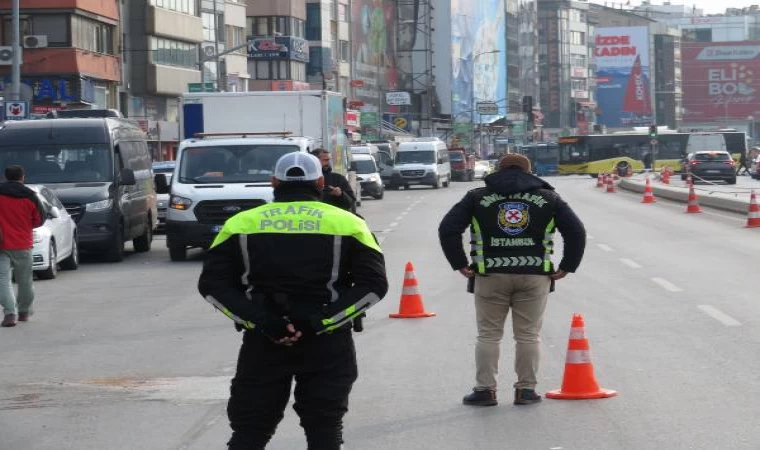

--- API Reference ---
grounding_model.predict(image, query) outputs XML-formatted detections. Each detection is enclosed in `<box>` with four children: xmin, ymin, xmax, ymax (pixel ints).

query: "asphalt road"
<box><xmin>1</xmin><ymin>175</ymin><xmax>759</xmax><ymax>450</ymax></box>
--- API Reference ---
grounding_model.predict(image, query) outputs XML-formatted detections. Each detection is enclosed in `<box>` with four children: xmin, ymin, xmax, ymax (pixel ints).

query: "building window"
<box><xmin>339</xmin><ymin>40</ymin><xmax>349</xmax><ymax>62</ymax></box>
<box><xmin>571</xmin><ymin>79</ymin><xmax>587</xmax><ymax>90</ymax></box>
<box><xmin>249</xmin><ymin>15</ymin><xmax>305</xmax><ymax>38</ymax></box>
<box><xmin>329</xmin><ymin>0</ymin><xmax>337</xmax><ymax>21</ymax></box>
<box><xmin>252</xmin><ymin>60</ymin><xmax>297</xmax><ymax>80</ymax></box>
<box><xmin>202</xmin><ymin>13</ymin><xmax>216</xmax><ymax>42</ymax></box>
<box><xmin>226</xmin><ymin>25</ymin><xmax>245</xmax><ymax>54</ymax></box>
<box><xmin>570</xmin><ymin>53</ymin><xmax>586</xmax><ymax>67</ymax></box>
<box><xmin>291</xmin><ymin>61</ymin><xmax>306</xmax><ymax>81</ymax></box>
<box><xmin>150</xmin><ymin>37</ymin><xmax>198</xmax><ymax>68</ymax></box>
<box><xmin>71</xmin><ymin>16</ymin><xmax>115</xmax><ymax>54</ymax></box>
<box><xmin>569</xmin><ymin>31</ymin><xmax>585</xmax><ymax>46</ymax></box>
<box><xmin>152</xmin><ymin>0</ymin><xmax>197</xmax><ymax>16</ymax></box>
<box><xmin>2</xmin><ymin>15</ymin><xmax>75</xmax><ymax>48</ymax></box>
<box><xmin>338</xmin><ymin>4</ymin><xmax>348</xmax><ymax>22</ymax></box>
<box><xmin>306</xmin><ymin>5</ymin><xmax>321</xmax><ymax>41</ymax></box>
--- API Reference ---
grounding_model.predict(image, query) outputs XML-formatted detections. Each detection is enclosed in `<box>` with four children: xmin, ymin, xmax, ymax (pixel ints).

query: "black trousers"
<box><xmin>227</xmin><ymin>328</ymin><xmax>358</xmax><ymax>450</ymax></box>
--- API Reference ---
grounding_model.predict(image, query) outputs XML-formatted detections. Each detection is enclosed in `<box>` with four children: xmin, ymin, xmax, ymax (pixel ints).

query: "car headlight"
<box><xmin>33</xmin><ymin>230</ymin><xmax>43</xmax><ymax>243</ymax></box>
<box><xmin>86</xmin><ymin>199</ymin><xmax>113</xmax><ymax>212</ymax></box>
<box><xmin>170</xmin><ymin>195</ymin><xmax>193</xmax><ymax>210</ymax></box>
<box><xmin>367</xmin><ymin>176</ymin><xmax>378</xmax><ymax>183</ymax></box>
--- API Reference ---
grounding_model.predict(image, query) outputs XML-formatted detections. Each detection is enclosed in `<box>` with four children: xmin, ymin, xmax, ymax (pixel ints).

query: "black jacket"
<box><xmin>322</xmin><ymin>167</ymin><xmax>356</xmax><ymax>212</ymax></box>
<box><xmin>438</xmin><ymin>169</ymin><xmax>586</xmax><ymax>273</ymax></box>
<box><xmin>198</xmin><ymin>185</ymin><xmax>387</xmax><ymax>336</ymax></box>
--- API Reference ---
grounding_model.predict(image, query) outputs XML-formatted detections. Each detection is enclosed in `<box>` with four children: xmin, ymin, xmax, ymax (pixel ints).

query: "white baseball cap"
<box><xmin>273</xmin><ymin>152</ymin><xmax>323</xmax><ymax>182</ymax></box>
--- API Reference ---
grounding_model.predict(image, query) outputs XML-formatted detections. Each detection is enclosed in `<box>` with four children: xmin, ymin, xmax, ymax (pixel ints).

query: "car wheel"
<box><xmin>37</xmin><ymin>241</ymin><xmax>58</xmax><ymax>280</ymax></box>
<box><xmin>60</xmin><ymin>235</ymin><xmax>79</xmax><ymax>271</ymax></box>
<box><xmin>169</xmin><ymin>245</ymin><xmax>187</xmax><ymax>262</ymax></box>
<box><xmin>373</xmin><ymin>189</ymin><xmax>384</xmax><ymax>200</ymax></box>
<box><xmin>133</xmin><ymin>216</ymin><xmax>153</xmax><ymax>253</ymax></box>
<box><xmin>443</xmin><ymin>176</ymin><xmax>450</xmax><ymax>188</ymax></box>
<box><xmin>105</xmin><ymin>225</ymin><xmax>125</xmax><ymax>262</ymax></box>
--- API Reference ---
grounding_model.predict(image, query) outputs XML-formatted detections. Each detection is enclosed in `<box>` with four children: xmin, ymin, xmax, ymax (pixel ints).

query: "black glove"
<box><xmin>258</xmin><ymin>315</ymin><xmax>297</xmax><ymax>341</ymax></box>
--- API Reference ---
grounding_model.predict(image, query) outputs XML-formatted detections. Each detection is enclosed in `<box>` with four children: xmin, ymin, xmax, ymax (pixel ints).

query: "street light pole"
<box><xmin>10</xmin><ymin>0</ymin><xmax>20</xmax><ymax>101</ymax></box>
<box><xmin>470</xmin><ymin>50</ymin><xmax>500</xmax><ymax>155</ymax></box>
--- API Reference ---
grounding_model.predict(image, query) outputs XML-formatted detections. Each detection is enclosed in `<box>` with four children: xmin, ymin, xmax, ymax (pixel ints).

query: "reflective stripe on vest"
<box><xmin>471</xmin><ymin>218</ymin><xmax>486</xmax><ymax>274</ymax></box>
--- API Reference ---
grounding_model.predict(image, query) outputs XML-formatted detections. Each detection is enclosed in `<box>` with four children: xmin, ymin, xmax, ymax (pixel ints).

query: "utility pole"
<box><xmin>213</xmin><ymin>0</ymin><xmax>222</xmax><ymax>92</ymax></box>
<box><xmin>10</xmin><ymin>0</ymin><xmax>21</xmax><ymax>101</ymax></box>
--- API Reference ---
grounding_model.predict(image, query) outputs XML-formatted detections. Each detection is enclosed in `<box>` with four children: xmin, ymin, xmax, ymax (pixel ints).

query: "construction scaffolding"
<box><xmin>395</xmin><ymin>0</ymin><xmax>437</xmax><ymax>137</ymax></box>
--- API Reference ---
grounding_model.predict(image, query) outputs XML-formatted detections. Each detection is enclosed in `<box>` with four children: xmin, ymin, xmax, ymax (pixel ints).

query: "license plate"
<box><xmin>211</xmin><ymin>225</ymin><xmax>223</xmax><ymax>233</ymax></box>
<box><xmin>706</xmin><ymin>170</ymin><xmax>720</xmax><ymax>173</ymax></box>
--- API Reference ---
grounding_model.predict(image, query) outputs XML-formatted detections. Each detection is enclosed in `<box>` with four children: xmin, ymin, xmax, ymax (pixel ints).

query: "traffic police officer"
<box><xmin>199</xmin><ymin>152</ymin><xmax>388</xmax><ymax>449</ymax></box>
<box><xmin>438</xmin><ymin>154</ymin><xmax>586</xmax><ymax>407</ymax></box>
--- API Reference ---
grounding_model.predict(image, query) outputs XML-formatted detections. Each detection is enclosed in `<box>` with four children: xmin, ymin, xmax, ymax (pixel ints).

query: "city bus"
<box><xmin>557</xmin><ymin>130</ymin><xmax>747</xmax><ymax>176</ymax></box>
<box><xmin>516</xmin><ymin>142</ymin><xmax>559</xmax><ymax>176</ymax></box>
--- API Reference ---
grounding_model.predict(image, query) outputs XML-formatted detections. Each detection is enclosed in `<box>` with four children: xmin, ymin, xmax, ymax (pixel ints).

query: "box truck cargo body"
<box><xmin>180</xmin><ymin>90</ymin><xmax>349</xmax><ymax>175</ymax></box>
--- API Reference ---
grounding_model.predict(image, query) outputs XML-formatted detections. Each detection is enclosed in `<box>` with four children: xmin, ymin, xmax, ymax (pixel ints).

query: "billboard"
<box><xmin>682</xmin><ymin>41</ymin><xmax>760</xmax><ymax>124</ymax></box>
<box><xmin>351</xmin><ymin>0</ymin><xmax>399</xmax><ymax>107</ymax></box>
<box><xmin>451</xmin><ymin>0</ymin><xmax>507</xmax><ymax>141</ymax></box>
<box><xmin>594</xmin><ymin>27</ymin><xmax>652</xmax><ymax>128</ymax></box>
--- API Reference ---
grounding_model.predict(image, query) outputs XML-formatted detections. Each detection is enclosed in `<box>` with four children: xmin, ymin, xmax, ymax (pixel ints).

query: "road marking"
<box><xmin>698</xmin><ymin>305</ymin><xmax>741</xmax><ymax>327</ymax></box>
<box><xmin>620</xmin><ymin>258</ymin><xmax>642</xmax><ymax>269</ymax></box>
<box><xmin>587</xmin><ymin>234</ymin><xmax>595</xmax><ymax>240</ymax></box>
<box><xmin>389</xmin><ymin>222</ymin><xmax>399</xmax><ymax>228</ymax></box>
<box><xmin>395</xmin><ymin>216</ymin><xmax>403</xmax><ymax>221</ymax></box>
<box><xmin>597</xmin><ymin>244</ymin><xmax>613</xmax><ymax>252</ymax></box>
<box><xmin>377</xmin><ymin>236</ymin><xmax>386</xmax><ymax>245</ymax></box>
<box><xmin>651</xmin><ymin>277</ymin><xmax>683</xmax><ymax>292</ymax></box>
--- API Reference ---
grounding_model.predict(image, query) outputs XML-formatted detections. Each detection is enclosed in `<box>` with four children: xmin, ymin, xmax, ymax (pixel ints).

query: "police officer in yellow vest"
<box><xmin>438</xmin><ymin>153</ymin><xmax>586</xmax><ymax>407</ymax></box>
<box><xmin>199</xmin><ymin>152</ymin><xmax>388</xmax><ymax>449</ymax></box>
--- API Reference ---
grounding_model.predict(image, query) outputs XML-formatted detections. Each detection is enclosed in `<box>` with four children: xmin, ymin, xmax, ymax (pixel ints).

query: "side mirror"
<box><xmin>154</xmin><ymin>173</ymin><xmax>169</xmax><ymax>194</ymax></box>
<box><xmin>437</xmin><ymin>158</ymin><xmax>444</xmax><ymax>165</ymax></box>
<box><xmin>120</xmin><ymin>168</ymin><xmax>136</xmax><ymax>186</ymax></box>
<box><xmin>48</xmin><ymin>206</ymin><xmax>60</xmax><ymax>219</ymax></box>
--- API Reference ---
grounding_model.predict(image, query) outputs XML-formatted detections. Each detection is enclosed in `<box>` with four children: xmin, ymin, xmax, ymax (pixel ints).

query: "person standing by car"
<box><xmin>311</xmin><ymin>148</ymin><xmax>356</xmax><ymax>212</ymax></box>
<box><xmin>438</xmin><ymin>154</ymin><xmax>586</xmax><ymax>406</ymax></box>
<box><xmin>0</xmin><ymin>165</ymin><xmax>45</xmax><ymax>327</ymax></box>
<box><xmin>736</xmin><ymin>152</ymin><xmax>751</xmax><ymax>175</ymax></box>
<box><xmin>198</xmin><ymin>152</ymin><xmax>388</xmax><ymax>449</ymax></box>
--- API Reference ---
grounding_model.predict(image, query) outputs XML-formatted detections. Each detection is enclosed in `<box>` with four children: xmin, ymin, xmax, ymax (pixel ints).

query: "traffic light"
<box><xmin>648</xmin><ymin>125</ymin><xmax>658</xmax><ymax>138</ymax></box>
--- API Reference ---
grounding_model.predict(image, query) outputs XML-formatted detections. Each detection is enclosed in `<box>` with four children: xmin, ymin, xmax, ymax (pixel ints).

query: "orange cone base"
<box><xmin>546</xmin><ymin>388</ymin><xmax>618</xmax><ymax>400</ymax></box>
<box><xmin>685</xmin><ymin>208</ymin><xmax>702</xmax><ymax>214</ymax></box>
<box><xmin>641</xmin><ymin>197</ymin><xmax>656</xmax><ymax>204</ymax></box>
<box><xmin>389</xmin><ymin>311</ymin><xmax>436</xmax><ymax>318</ymax></box>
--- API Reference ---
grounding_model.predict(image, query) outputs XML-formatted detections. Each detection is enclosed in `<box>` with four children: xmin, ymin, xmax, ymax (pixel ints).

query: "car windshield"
<box><xmin>694</xmin><ymin>152</ymin><xmax>731</xmax><ymax>162</ymax></box>
<box><xmin>179</xmin><ymin>145</ymin><xmax>301</xmax><ymax>184</ymax></box>
<box><xmin>355</xmin><ymin>159</ymin><xmax>377</xmax><ymax>174</ymax></box>
<box><xmin>0</xmin><ymin>144</ymin><xmax>113</xmax><ymax>183</ymax></box>
<box><xmin>396</xmin><ymin>151</ymin><xmax>435</xmax><ymax>164</ymax></box>
<box><xmin>449</xmin><ymin>152</ymin><xmax>464</xmax><ymax>162</ymax></box>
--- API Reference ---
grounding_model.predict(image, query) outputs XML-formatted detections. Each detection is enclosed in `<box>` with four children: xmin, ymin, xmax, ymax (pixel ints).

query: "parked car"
<box><xmin>681</xmin><ymin>151</ymin><xmax>736</xmax><ymax>184</ymax></box>
<box><xmin>474</xmin><ymin>160</ymin><xmax>492</xmax><ymax>179</ymax></box>
<box><xmin>448</xmin><ymin>148</ymin><xmax>475</xmax><ymax>181</ymax></box>
<box><xmin>353</xmin><ymin>153</ymin><xmax>384</xmax><ymax>200</ymax></box>
<box><xmin>152</xmin><ymin>161</ymin><xmax>176</xmax><ymax>230</ymax></box>
<box><xmin>29</xmin><ymin>185</ymin><xmax>79</xmax><ymax>280</ymax></box>
<box><xmin>751</xmin><ymin>155</ymin><xmax>760</xmax><ymax>180</ymax></box>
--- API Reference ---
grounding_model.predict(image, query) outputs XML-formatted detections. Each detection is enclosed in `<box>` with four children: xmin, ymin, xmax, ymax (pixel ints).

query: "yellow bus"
<box><xmin>557</xmin><ymin>130</ymin><xmax>747</xmax><ymax>176</ymax></box>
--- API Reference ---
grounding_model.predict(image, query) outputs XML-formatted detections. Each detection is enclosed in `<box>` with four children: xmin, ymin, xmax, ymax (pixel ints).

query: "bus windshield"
<box><xmin>0</xmin><ymin>144</ymin><xmax>113</xmax><ymax>183</ymax></box>
<box><xmin>179</xmin><ymin>145</ymin><xmax>301</xmax><ymax>184</ymax></box>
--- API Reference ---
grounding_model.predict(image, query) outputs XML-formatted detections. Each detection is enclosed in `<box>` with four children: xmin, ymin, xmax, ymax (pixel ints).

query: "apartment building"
<box><xmin>245</xmin><ymin>0</ymin><xmax>310</xmax><ymax>92</ymax></box>
<box><xmin>305</xmin><ymin>0</ymin><xmax>351</xmax><ymax>95</ymax></box>
<box><xmin>0</xmin><ymin>0</ymin><xmax>121</xmax><ymax>115</ymax></box>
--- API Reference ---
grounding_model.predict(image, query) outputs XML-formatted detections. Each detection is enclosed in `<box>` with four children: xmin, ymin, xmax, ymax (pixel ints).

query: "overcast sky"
<box><xmin>592</xmin><ymin>0</ymin><xmax>758</xmax><ymax>15</ymax></box>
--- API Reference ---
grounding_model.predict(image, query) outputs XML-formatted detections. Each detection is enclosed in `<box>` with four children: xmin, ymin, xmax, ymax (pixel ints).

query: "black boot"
<box><xmin>514</xmin><ymin>388</ymin><xmax>542</xmax><ymax>405</ymax></box>
<box><xmin>462</xmin><ymin>388</ymin><xmax>497</xmax><ymax>406</ymax></box>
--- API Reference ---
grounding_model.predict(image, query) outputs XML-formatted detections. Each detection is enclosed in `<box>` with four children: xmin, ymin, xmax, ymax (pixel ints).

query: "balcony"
<box><xmin>0</xmin><ymin>1</ymin><xmax>118</xmax><ymax>20</ymax></box>
<box><xmin>2</xmin><ymin>48</ymin><xmax>120</xmax><ymax>81</ymax></box>
<box><xmin>147</xmin><ymin>6</ymin><xmax>203</xmax><ymax>43</ymax></box>
<box><xmin>147</xmin><ymin>64</ymin><xmax>200</xmax><ymax>96</ymax></box>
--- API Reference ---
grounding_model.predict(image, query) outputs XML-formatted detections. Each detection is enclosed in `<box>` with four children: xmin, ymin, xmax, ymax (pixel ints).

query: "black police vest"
<box><xmin>469</xmin><ymin>189</ymin><xmax>558</xmax><ymax>275</ymax></box>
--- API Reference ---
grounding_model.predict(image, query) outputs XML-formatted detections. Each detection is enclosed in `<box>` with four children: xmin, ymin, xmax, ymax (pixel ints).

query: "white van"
<box><xmin>165</xmin><ymin>133</ymin><xmax>313</xmax><ymax>261</ymax></box>
<box><xmin>389</xmin><ymin>138</ymin><xmax>451</xmax><ymax>189</ymax></box>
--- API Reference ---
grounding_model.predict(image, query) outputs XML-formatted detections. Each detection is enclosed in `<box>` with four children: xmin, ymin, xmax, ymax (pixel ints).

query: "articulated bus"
<box><xmin>516</xmin><ymin>142</ymin><xmax>559</xmax><ymax>176</ymax></box>
<box><xmin>557</xmin><ymin>130</ymin><xmax>747</xmax><ymax>176</ymax></box>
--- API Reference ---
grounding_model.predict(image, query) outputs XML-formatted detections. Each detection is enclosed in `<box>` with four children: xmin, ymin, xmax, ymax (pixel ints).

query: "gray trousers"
<box><xmin>473</xmin><ymin>273</ymin><xmax>551</xmax><ymax>391</ymax></box>
<box><xmin>0</xmin><ymin>249</ymin><xmax>35</xmax><ymax>316</ymax></box>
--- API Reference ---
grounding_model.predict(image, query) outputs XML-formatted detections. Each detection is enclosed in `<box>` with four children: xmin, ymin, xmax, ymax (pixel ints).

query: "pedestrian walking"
<box><xmin>438</xmin><ymin>153</ymin><xmax>586</xmax><ymax>406</ymax></box>
<box><xmin>0</xmin><ymin>165</ymin><xmax>46</xmax><ymax>327</ymax></box>
<box><xmin>198</xmin><ymin>152</ymin><xmax>388</xmax><ymax>450</ymax></box>
<box><xmin>736</xmin><ymin>152</ymin><xmax>751</xmax><ymax>175</ymax></box>
<box><xmin>311</xmin><ymin>148</ymin><xmax>356</xmax><ymax>212</ymax></box>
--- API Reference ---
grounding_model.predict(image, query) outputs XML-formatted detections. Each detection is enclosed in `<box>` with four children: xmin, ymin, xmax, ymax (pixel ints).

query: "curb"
<box><xmin>618</xmin><ymin>177</ymin><xmax>751</xmax><ymax>215</ymax></box>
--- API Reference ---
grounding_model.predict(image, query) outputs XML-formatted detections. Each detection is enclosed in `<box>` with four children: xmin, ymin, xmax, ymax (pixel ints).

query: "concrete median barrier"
<box><xmin>619</xmin><ymin>177</ymin><xmax>751</xmax><ymax>214</ymax></box>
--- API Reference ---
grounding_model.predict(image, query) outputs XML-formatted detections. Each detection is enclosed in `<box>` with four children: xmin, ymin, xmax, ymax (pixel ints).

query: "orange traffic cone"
<box><xmin>641</xmin><ymin>177</ymin><xmax>656</xmax><ymax>204</ymax></box>
<box><xmin>661</xmin><ymin>168</ymin><xmax>670</xmax><ymax>184</ymax></box>
<box><xmin>685</xmin><ymin>181</ymin><xmax>702</xmax><ymax>214</ymax></box>
<box><xmin>596</xmin><ymin>173</ymin><xmax>604</xmax><ymax>188</ymax></box>
<box><xmin>546</xmin><ymin>314</ymin><xmax>617</xmax><ymax>400</ymax></box>
<box><xmin>606</xmin><ymin>174</ymin><xmax>616</xmax><ymax>193</ymax></box>
<box><xmin>746</xmin><ymin>190</ymin><xmax>760</xmax><ymax>228</ymax></box>
<box><xmin>389</xmin><ymin>262</ymin><xmax>435</xmax><ymax>319</ymax></box>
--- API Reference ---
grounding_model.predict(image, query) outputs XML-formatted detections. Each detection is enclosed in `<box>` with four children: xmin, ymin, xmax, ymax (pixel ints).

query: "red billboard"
<box><xmin>682</xmin><ymin>41</ymin><xmax>760</xmax><ymax>123</ymax></box>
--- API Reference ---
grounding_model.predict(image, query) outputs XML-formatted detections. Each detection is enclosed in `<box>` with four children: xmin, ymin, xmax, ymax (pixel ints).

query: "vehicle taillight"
<box><xmin>726</xmin><ymin>160</ymin><xmax>735</xmax><ymax>166</ymax></box>
<box><xmin>689</xmin><ymin>161</ymin><xmax>700</xmax><ymax>166</ymax></box>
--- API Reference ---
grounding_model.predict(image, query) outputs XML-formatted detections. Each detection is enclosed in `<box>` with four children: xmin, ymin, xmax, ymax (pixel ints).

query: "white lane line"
<box><xmin>620</xmin><ymin>258</ymin><xmax>642</xmax><ymax>269</ymax></box>
<box><xmin>400</xmin><ymin>211</ymin><xmax>408</xmax><ymax>216</ymax></box>
<box><xmin>651</xmin><ymin>277</ymin><xmax>683</xmax><ymax>292</ymax></box>
<box><xmin>394</xmin><ymin>216</ymin><xmax>404</xmax><ymax>221</ymax></box>
<box><xmin>377</xmin><ymin>236</ymin><xmax>386</xmax><ymax>245</ymax></box>
<box><xmin>698</xmin><ymin>305</ymin><xmax>741</xmax><ymax>327</ymax></box>
<box><xmin>597</xmin><ymin>244</ymin><xmax>613</xmax><ymax>252</ymax></box>
<box><xmin>389</xmin><ymin>222</ymin><xmax>399</xmax><ymax>228</ymax></box>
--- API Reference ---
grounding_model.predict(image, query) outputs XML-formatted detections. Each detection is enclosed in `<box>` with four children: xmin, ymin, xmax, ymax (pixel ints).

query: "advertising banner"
<box><xmin>594</xmin><ymin>27</ymin><xmax>652</xmax><ymax>128</ymax></box>
<box><xmin>682</xmin><ymin>41</ymin><xmax>760</xmax><ymax>123</ymax></box>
